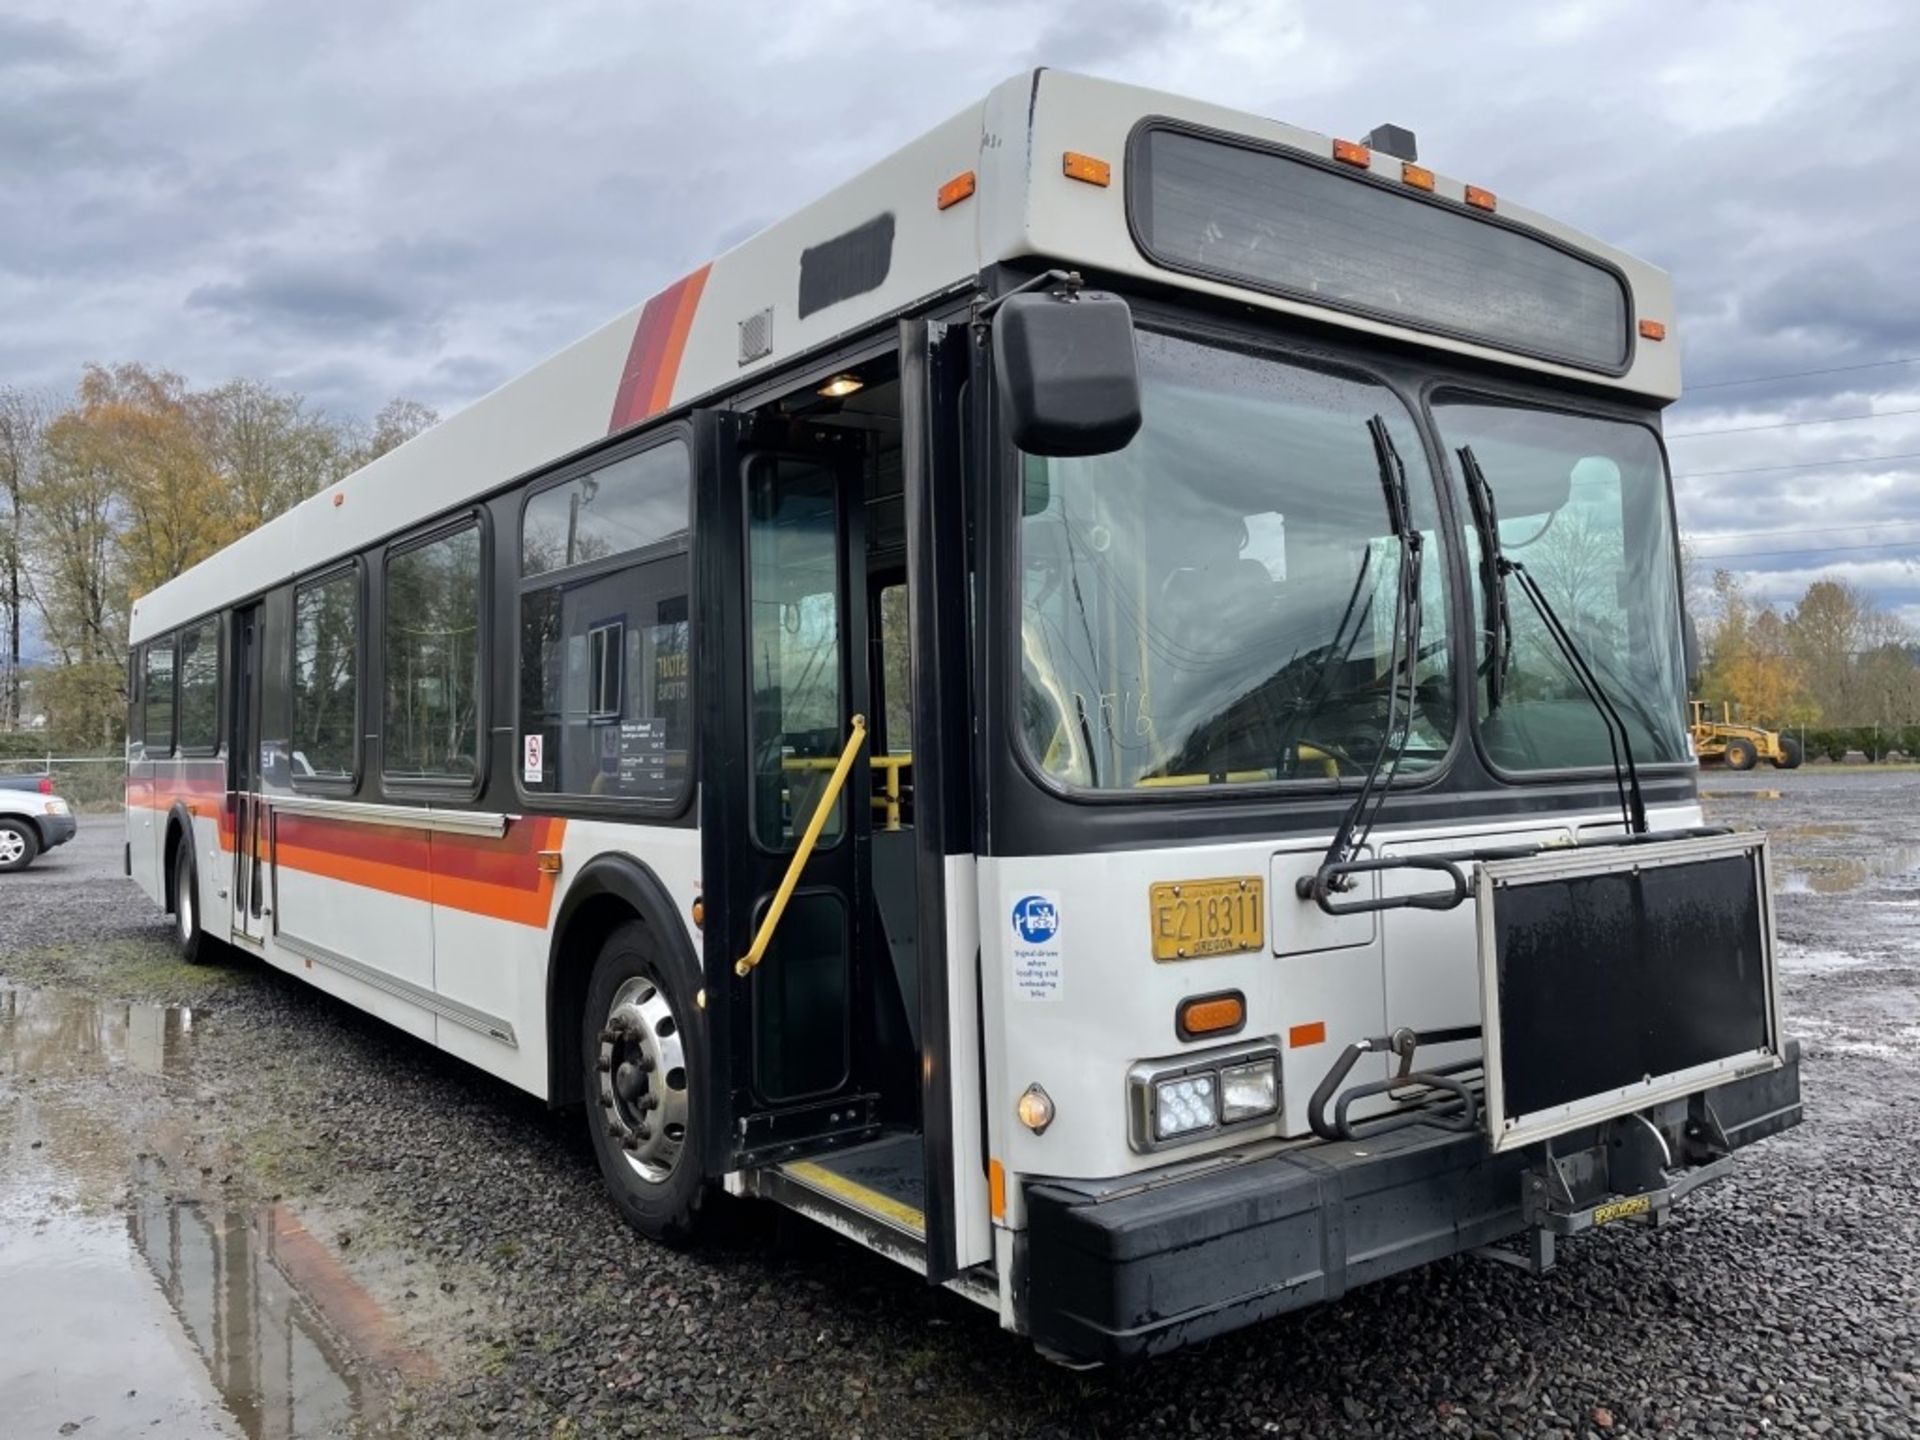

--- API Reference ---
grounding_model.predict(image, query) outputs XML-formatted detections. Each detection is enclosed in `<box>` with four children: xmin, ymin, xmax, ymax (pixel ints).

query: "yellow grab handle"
<box><xmin>736</xmin><ymin>714</ymin><xmax>868</xmax><ymax>978</ymax></box>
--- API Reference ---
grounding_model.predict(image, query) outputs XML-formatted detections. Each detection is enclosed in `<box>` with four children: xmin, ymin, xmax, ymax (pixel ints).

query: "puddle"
<box><xmin>1778</xmin><ymin>843</ymin><xmax>1920</xmax><ymax>894</ymax></box>
<box><xmin>1</xmin><ymin>984</ymin><xmax>427</xmax><ymax>1438</ymax></box>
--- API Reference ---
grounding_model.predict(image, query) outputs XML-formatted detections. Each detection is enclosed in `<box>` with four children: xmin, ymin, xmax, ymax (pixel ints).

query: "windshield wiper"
<box><xmin>1457</xmin><ymin>444</ymin><xmax>1647</xmax><ymax>836</ymax></box>
<box><xmin>1302</xmin><ymin>417</ymin><xmax>1425</xmax><ymax>906</ymax></box>
<box><xmin>1459</xmin><ymin>444</ymin><xmax>1512</xmax><ymax>711</ymax></box>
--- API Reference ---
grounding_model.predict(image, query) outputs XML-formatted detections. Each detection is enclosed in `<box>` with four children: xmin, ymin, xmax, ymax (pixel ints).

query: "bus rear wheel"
<box><xmin>582</xmin><ymin>921</ymin><xmax>709</xmax><ymax>1244</ymax></box>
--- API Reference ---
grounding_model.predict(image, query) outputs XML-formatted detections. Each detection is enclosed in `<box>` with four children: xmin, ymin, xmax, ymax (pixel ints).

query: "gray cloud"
<box><xmin>2</xmin><ymin>0</ymin><xmax>1917</xmax><ymax>618</ymax></box>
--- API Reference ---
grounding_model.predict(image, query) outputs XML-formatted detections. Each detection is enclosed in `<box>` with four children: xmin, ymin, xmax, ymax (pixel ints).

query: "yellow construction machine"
<box><xmin>1689</xmin><ymin>700</ymin><xmax>1802</xmax><ymax>771</ymax></box>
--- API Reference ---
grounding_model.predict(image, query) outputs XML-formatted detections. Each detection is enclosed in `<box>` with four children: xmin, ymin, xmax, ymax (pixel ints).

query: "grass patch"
<box><xmin>1</xmin><ymin>936</ymin><xmax>249</xmax><ymax>1002</ymax></box>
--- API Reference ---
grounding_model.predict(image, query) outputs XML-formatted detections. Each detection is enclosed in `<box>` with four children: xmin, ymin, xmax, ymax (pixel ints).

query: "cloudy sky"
<box><xmin>4</xmin><ymin>0</ymin><xmax>1918</xmax><ymax>621</ymax></box>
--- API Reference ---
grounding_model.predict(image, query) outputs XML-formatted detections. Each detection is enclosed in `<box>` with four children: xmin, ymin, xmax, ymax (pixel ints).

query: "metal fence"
<box><xmin>0</xmin><ymin>753</ymin><xmax>128</xmax><ymax>810</ymax></box>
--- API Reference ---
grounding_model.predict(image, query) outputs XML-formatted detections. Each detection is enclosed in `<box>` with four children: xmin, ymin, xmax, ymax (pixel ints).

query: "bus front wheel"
<box><xmin>582</xmin><ymin>921</ymin><xmax>710</xmax><ymax>1244</ymax></box>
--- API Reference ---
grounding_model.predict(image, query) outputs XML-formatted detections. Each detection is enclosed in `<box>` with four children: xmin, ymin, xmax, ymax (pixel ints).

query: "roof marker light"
<box><xmin>1062</xmin><ymin>151</ymin><xmax>1111</xmax><ymax>186</ymax></box>
<box><xmin>1401</xmin><ymin>162</ymin><xmax>1435</xmax><ymax>192</ymax></box>
<box><xmin>1639</xmin><ymin>319</ymin><xmax>1668</xmax><ymax>342</ymax></box>
<box><xmin>1464</xmin><ymin>184</ymin><xmax>1497</xmax><ymax>212</ymax></box>
<box><xmin>1332</xmin><ymin>138</ymin><xmax>1371</xmax><ymax>168</ymax></box>
<box><xmin>937</xmin><ymin>170</ymin><xmax>976</xmax><ymax>210</ymax></box>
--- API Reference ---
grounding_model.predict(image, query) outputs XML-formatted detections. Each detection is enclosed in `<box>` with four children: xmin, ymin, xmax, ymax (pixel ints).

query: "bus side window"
<box><xmin>384</xmin><ymin>524</ymin><xmax>483</xmax><ymax>783</ymax></box>
<box><xmin>144</xmin><ymin>637</ymin><xmax>176</xmax><ymax>758</ymax></box>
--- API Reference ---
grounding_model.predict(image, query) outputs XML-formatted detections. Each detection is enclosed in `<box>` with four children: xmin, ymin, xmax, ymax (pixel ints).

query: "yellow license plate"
<box><xmin>1150</xmin><ymin>877</ymin><xmax>1265</xmax><ymax>961</ymax></box>
<box><xmin>1592</xmin><ymin>1194</ymin><xmax>1652</xmax><ymax>1226</ymax></box>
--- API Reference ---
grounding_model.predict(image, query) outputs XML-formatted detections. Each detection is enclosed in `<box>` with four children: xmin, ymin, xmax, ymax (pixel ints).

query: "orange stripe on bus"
<box><xmin>646</xmin><ymin>264</ymin><xmax>710</xmax><ymax>418</ymax></box>
<box><xmin>609</xmin><ymin>263</ymin><xmax>711</xmax><ymax>433</ymax></box>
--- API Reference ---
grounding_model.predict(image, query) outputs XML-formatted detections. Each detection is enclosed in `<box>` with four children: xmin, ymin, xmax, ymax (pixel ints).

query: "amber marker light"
<box><xmin>1332</xmin><ymin>138</ymin><xmax>1371</xmax><ymax>167</ymax></box>
<box><xmin>1639</xmin><ymin>319</ymin><xmax>1668</xmax><ymax>341</ymax></box>
<box><xmin>1177</xmin><ymin>992</ymin><xmax>1246</xmax><ymax>1041</ymax></box>
<box><xmin>690</xmin><ymin>897</ymin><xmax>705</xmax><ymax>929</ymax></box>
<box><xmin>1401</xmin><ymin>162</ymin><xmax>1435</xmax><ymax>191</ymax></box>
<box><xmin>1464</xmin><ymin>184</ymin><xmax>1497</xmax><ymax>211</ymax></box>
<box><xmin>1062</xmin><ymin>151</ymin><xmax>1111</xmax><ymax>186</ymax></box>
<box><xmin>937</xmin><ymin>170</ymin><xmax>977</xmax><ymax>210</ymax></box>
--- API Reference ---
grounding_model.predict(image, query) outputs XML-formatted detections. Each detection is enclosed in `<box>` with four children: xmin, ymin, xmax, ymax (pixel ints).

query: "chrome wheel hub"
<box><xmin>597</xmin><ymin>975</ymin><xmax>689</xmax><ymax>1184</ymax></box>
<box><xmin>0</xmin><ymin>830</ymin><xmax>23</xmax><ymax>865</ymax></box>
<box><xmin>177</xmin><ymin>873</ymin><xmax>194</xmax><ymax>941</ymax></box>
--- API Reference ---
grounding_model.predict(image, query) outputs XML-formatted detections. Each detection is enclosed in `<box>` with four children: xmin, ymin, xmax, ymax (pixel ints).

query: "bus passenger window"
<box><xmin>384</xmin><ymin>525</ymin><xmax>482</xmax><ymax>782</ymax></box>
<box><xmin>143</xmin><ymin>639</ymin><xmax>176</xmax><ymax>756</ymax></box>
<box><xmin>176</xmin><ymin>617</ymin><xmax>221</xmax><ymax>752</ymax></box>
<box><xmin>293</xmin><ymin>569</ymin><xmax>359</xmax><ymax>780</ymax></box>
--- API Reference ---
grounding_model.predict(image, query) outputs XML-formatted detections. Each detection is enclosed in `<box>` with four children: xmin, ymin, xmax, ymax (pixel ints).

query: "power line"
<box><xmin>1673</xmin><ymin>449</ymin><xmax>1920</xmax><ymax>480</ymax></box>
<box><xmin>1690</xmin><ymin>518</ymin><xmax>1920</xmax><ymax>545</ymax></box>
<box><xmin>1682</xmin><ymin>355</ymin><xmax>1920</xmax><ymax>392</ymax></box>
<box><xmin>1693</xmin><ymin>537</ymin><xmax>1920</xmax><ymax>563</ymax></box>
<box><xmin>1668</xmin><ymin>406</ymin><xmax>1920</xmax><ymax>439</ymax></box>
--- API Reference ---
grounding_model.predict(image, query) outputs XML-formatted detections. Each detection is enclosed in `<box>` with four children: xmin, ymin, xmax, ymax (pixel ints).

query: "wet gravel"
<box><xmin>4</xmin><ymin>782</ymin><xmax>1919</xmax><ymax>1439</ymax></box>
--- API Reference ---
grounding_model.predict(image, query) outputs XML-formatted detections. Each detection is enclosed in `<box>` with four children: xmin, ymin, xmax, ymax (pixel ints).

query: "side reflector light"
<box><xmin>1062</xmin><ymin>151</ymin><xmax>1111</xmax><ymax>186</ymax></box>
<box><xmin>536</xmin><ymin>850</ymin><xmax>562</xmax><ymax>875</ymax></box>
<box><xmin>1639</xmin><ymin>319</ymin><xmax>1668</xmax><ymax>341</ymax></box>
<box><xmin>1332</xmin><ymin>138</ymin><xmax>1371</xmax><ymax>168</ymax></box>
<box><xmin>1401</xmin><ymin>162</ymin><xmax>1435</xmax><ymax>192</ymax></box>
<box><xmin>1220</xmin><ymin>1058</ymin><xmax>1280</xmax><ymax>1124</ymax></box>
<box><xmin>1016</xmin><ymin>1083</ymin><xmax>1055</xmax><ymax>1134</ymax></box>
<box><xmin>989</xmin><ymin>1159</ymin><xmax>1007</xmax><ymax>1220</ymax></box>
<box><xmin>1464</xmin><ymin>184</ymin><xmax>1497</xmax><ymax>211</ymax></box>
<box><xmin>1289</xmin><ymin>1020</ymin><xmax>1327</xmax><ymax>1049</ymax></box>
<box><xmin>1177</xmin><ymin>991</ymin><xmax>1246</xmax><ymax>1041</ymax></box>
<box><xmin>937</xmin><ymin>170</ymin><xmax>977</xmax><ymax>210</ymax></box>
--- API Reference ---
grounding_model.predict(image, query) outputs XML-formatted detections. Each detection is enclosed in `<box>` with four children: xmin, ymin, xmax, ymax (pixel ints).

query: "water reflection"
<box><xmin>1779</xmin><ymin>843</ymin><xmax>1920</xmax><ymax>895</ymax></box>
<box><xmin>129</xmin><ymin>1194</ymin><xmax>369</xmax><ymax>1439</ymax></box>
<box><xmin>0</xmin><ymin>984</ymin><xmax>409</xmax><ymax>1439</ymax></box>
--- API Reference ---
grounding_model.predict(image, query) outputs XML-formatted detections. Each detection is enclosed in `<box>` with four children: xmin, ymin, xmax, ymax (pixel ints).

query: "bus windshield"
<box><xmin>1017</xmin><ymin>329</ymin><xmax>1452</xmax><ymax>792</ymax></box>
<box><xmin>1436</xmin><ymin>397</ymin><xmax>1689</xmax><ymax>772</ymax></box>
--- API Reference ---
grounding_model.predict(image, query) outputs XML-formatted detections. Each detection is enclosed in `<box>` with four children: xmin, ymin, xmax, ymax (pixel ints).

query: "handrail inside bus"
<box><xmin>736</xmin><ymin>714</ymin><xmax>869</xmax><ymax>978</ymax></box>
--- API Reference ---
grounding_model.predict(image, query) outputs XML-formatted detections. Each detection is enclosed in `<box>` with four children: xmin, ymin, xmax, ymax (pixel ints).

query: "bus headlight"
<box><xmin>1219</xmin><ymin>1058</ymin><xmax>1280</xmax><ymax>1124</ymax></box>
<box><xmin>1128</xmin><ymin>1041</ymin><xmax>1281</xmax><ymax>1153</ymax></box>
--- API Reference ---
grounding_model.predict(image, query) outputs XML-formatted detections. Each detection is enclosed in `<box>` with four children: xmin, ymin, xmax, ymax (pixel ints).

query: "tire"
<box><xmin>1725</xmin><ymin>737</ymin><xmax>1758</xmax><ymax>771</ymax></box>
<box><xmin>581</xmin><ymin>920</ymin><xmax>710</xmax><ymax>1244</ymax></box>
<box><xmin>0</xmin><ymin>819</ymin><xmax>38</xmax><ymax>873</ymax></box>
<box><xmin>1774</xmin><ymin>737</ymin><xmax>1803</xmax><ymax>770</ymax></box>
<box><xmin>172</xmin><ymin>830</ymin><xmax>211</xmax><ymax>963</ymax></box>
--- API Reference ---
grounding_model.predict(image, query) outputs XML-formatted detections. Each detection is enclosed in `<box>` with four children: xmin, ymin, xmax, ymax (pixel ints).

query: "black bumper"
<box><xmin>40</xmin><ymin>813</ymin><xmax>77</xmax><ymax>849</ymax></box>
<box><xmin>1021</xmin><ymin>1049</ymin><xmax>1802</xmax><ymax>1364</ymax></box>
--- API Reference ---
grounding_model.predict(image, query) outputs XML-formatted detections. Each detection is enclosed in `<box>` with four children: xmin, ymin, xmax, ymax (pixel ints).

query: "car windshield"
<box><xmin>1435</xmin><ymin>397</ymin><xmax>1688</xmax><ymax>771</ymax></box>
<box><xmin>1017</xmin><ymin>329</ymin><xmax>1452</xmax><ymax>791</ymax></box>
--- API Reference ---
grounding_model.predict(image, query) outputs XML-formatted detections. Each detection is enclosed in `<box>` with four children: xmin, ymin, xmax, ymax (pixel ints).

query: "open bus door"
<box><xmin>230</xmin><ymin>602</ymin><xmax>268</xmax><ymax>946</ymax></box>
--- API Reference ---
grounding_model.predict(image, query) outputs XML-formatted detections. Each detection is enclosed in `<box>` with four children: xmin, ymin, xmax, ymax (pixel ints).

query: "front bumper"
<box><xmin>40</xmin><ymin>813</ymin><xmax>77</xmax><ymax>849</ymax></box>
<box><xmin>1020</xmin><ymin>1046</ymin><xmax>1802</xmax><ymax>1364</ymax></box>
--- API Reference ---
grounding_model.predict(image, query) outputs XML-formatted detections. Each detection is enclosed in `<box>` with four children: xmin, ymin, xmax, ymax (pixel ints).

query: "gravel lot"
<box><xmin>3</xmin><ymin>781</ymin><xmax>1918</xmax><ymax>1439</ymax></box>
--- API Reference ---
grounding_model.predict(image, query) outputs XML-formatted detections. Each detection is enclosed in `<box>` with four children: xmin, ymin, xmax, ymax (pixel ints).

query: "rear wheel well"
<box><xmin>162</xmin><ymin>814</ymin><xmax>186</xmax><ymax>913</ymax></box>
<box><xmin>548</xmin><ymin>892</ymin><xmax>648</xmax><ymax>1109</ymax></box>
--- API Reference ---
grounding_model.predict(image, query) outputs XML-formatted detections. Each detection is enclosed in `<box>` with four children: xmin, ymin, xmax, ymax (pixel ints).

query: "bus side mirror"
<box><xmin>992</xmin><ymin>291</ymin><xmax>1143</xmax><ymax>458</ymax></box>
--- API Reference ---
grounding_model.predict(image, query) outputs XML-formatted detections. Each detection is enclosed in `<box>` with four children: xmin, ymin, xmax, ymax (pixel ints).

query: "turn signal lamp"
<box><xmin>1017</xmin><ymin>1083</ymin><xmax>1055</xmax><ymax>1135</ymax></box>
<box><xmin>1639</xmin><ymin>319</ymin><xmax>1668</xmax><ymax>342</ymax></box>
<box><xmin>1177</xmin><ymin>992</ymin><xmax>1245</xmax><ymax>1040</ymax></box>
<box><xmin>1332</xmin><ymin>138</ymin><xmax>1371</xmax><ymax>168</ymax></box>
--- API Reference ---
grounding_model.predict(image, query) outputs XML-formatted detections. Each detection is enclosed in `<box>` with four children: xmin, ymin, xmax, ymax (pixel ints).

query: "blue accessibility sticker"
<box><xmin>1011</xmin><ymin>894</ymin><xmax>1060</xmax><ymax>945</ymax></box>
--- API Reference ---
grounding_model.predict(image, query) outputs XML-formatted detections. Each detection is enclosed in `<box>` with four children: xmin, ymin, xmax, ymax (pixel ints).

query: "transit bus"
<box><xmin>126</xmin><ymin>70</ymin><xmax>1801</xmax><ymax>1362</ymax></box>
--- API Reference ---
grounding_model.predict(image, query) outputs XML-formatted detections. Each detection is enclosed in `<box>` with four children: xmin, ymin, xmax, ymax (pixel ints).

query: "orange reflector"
<box><xmin>1177</xmin><ymin>992</ymin><xmax>1246</xmax><ymax>1040</ymax></box>
<box><xmin>937</xmin><ymin>170</ymin><xmax>977</xmax><ymax>210</ymax></box>
<box><xmin>989</xmin><ymin>1159</ymin><xmax>1007</xmax><ymax>1221</ymax></box>
<box><xmin>1062</xmin><ymin>151</ymin><xmax>1112</xmax><ymax>186</ymax></box>
<box><xmin>1401</xmin><ymin>162</ymin><xmax>1435</xmax><ymax>192</ymax></box>
<box><xmin>1332</xmin><ymin>138</ymin><xmax>1371</xmax><ymax>168</ymax></box>
<box><xmin>1639</xmin><ymin>318</ymin><xmax>1668</xmax><ymax>342</ymax></box>
<box><xmin>1289</xmin><ymin>1021</ymin><xmax>1328</xmax><ymax>1049</ymax></box>
<box><xmin>690</xmin><ymin>897</ymin><xmax>705</xmax><ymax>928</ymax></box>
<box><xmin>536</xmin><ymin>850</ymin><xmax>562</xmax><ymax>875</ymax></box>
<box><xmin>1464</xmin><ymin>184</ymin><xmax>1497</xmax><ymax>211</ymax></box>
<box><xmin>332</xmin><ymin>492</ymin><xmax>344</xmax><ymax>507</ymax></box>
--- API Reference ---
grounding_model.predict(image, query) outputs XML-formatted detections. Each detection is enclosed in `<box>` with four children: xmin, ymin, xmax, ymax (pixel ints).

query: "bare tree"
<box><xmin>0</xmin><ymin>388</ymin><xmax>52</xmax><ymax>729</ymax></box>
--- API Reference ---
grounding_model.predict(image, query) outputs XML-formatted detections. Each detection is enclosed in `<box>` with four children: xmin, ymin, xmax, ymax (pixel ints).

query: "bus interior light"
<box><xmin>817</xmin><ymin>373</ymin><xmax>865</xmax><ymax>399</ymax></box>
<box><xmin>1332</xmin><ymin>138</ymin><xmax>1371</xmax><ymax>168</ymax></box>
<box><xmin>1062</xmin><ymin>151</ymin><xmax>1111</xmax><ymax>186</ymax></box>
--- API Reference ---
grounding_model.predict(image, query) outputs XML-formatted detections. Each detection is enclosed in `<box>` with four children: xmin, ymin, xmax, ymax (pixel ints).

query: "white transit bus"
<box><xmin>127</xmin><ymin>71</ymin><xmax>1801</xmax><ymax>1361</ymax></box>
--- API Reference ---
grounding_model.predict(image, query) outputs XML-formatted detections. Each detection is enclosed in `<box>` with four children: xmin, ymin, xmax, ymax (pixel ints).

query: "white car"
<box><xmin>0</xmin><ymin>780</ymin><xmax>76</xmax><ymax>871</ymax></box>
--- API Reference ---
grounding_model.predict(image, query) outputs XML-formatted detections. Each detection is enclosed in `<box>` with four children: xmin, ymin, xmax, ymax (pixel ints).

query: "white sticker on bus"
<box><xmin>523</xmin><ymin>733</ymin><xmax>544</xmax><ymax>784</ymax></box>
<box><xmin>1010</xmin><ymin>891</ymin><xmax>1063</xmax><ymax>1002</ymax></box>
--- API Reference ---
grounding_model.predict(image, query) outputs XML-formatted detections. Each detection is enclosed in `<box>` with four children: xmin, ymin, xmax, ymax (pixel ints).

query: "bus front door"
<box><xmin>698</xmin><ymin>414</ymin><xmax>889</xmax><ymax>1165</ymax></box>
<box><xmin>231</xmin><ymin>603</ymin><xmax>267</xmax><ymax>945</ymax></box>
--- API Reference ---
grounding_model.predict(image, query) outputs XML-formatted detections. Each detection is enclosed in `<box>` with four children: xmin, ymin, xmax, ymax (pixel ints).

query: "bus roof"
<box><xmin>131</xmin><ymin>69</ymin><xmax>1677</xmax><ymax>644</ymax></box>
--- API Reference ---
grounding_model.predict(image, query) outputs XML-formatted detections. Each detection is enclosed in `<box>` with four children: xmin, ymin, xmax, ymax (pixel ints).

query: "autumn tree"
<box><xmin>1698</xmin><ymin>569</ymin><xmax>1814</xmax><ymax>726</ymax></box>
<box><xmin>0</xmin><ymin>387</ymin><xmax>50</xmax><ymax>728</ymax></box>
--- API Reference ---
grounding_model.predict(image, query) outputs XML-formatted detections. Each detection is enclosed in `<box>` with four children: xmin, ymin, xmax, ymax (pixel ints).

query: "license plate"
<box><xmin>1150</xmin><ymin>877</ymin><xmax>1264</xmax><ymax>961</ymax></box>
